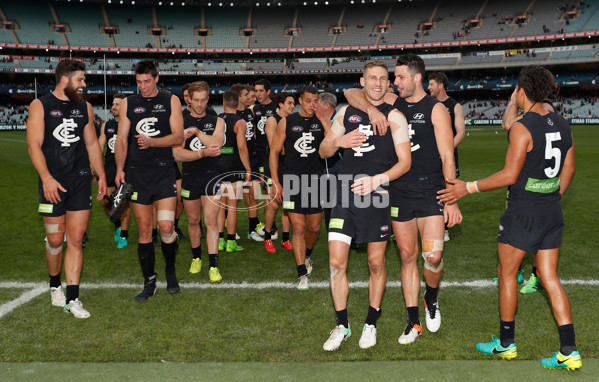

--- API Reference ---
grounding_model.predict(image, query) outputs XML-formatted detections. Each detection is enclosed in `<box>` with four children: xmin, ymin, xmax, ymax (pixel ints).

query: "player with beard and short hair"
<box><xmin>246</xmin><ymin>84</ymin><xmax>257</xmax><ymax>108</ymax></box>
<box><xmin>27</xmin><ymin>59</ymin><xmax>106</xmax><ymax>319</ymax></box>
<box><xmin>320</xmin><ymin>60</ymin><xmax>412</xmax><ymax>351</ymax></box>
<box><xmin>175</xmin><ymin>81</ymin><xmax>225</xmax><ymax>283</ymax></box>
<box><xmin>438</xmin><ymin>65</ymin><xmax>580</xmax><ymax>371</ymax></box>
<box><xmin>269</xmin><ymin>86</ymin><xmax>331</xmax><ymax>290</ymax></box>
<box><xmin>115</xmin><ymin>60</ymin><xmax>184</xmax><ymax>301</ymax></box>
<box><xmin>262</xmin><ymin>92</ymin><xmax>295</xmax><ymax>253</ymax></box>
<box><xmin>345</xmin><ymin>53</ymin><xmax>462</xmax><ymax>344</ymax></box>
<box><xmin>98</xmin><ymin>93</ymin><xmax>131</xmax><ymax>248</ymax></box>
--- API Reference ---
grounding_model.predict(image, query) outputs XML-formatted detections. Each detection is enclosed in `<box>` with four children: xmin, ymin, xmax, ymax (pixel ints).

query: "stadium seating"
<box><xmin>248</xmin><ymin>6</ymin><xmax>294</xmax><ymax>50</ymax></box>
<box><xmin>54</xmin><ymin>3</ymin><xmax>112</xmax><ymax>48</ymax></box>
<box><xmin>204</xmin><ymin>8</ymin><xmax>246</xmax><ymax>49</ymax></box>
<box><xmin>292</xmin><ymin>6</ymin><xmax>336</xmax><ymax>48</ymax></box>
<box><xmin>2</xmin><ymin>2</ymin><xmax>59</xmax><ymax>45</ymax></box>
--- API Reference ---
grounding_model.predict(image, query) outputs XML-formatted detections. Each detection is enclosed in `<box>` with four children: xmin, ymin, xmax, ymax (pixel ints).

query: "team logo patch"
<box><xmin>348</xmin><ymin>115</ymin><xmax>362</xmax><ymax>123</ymax></box>
<box><xmin>380</xmin><ymin>225</ymin><xmax>389</xmax><ymax>232</ymax></box>
<box><xmin>134</xmin><ymin>107</ymin><xmax>146</xmax><ymax>114</ymax></box>
<box><xmin>311</xmin><ymin>124</ymin><xmax>320</xmax><ymax>130</ymax></box>
<box><xmin>153</xmin><ymin>104</ymin><xmax>165</xmax><ymax>110</ymax></box>
<box><xmin>50</xmin><ymin>110</ymin><xmax>62</xmax><ymax>117</ymax></box>
<box><xmin>498</xmin><ymin>224</ymin><xmax>504</xmax><ymax>231</ymax></box>
<box><xmin>292</xmin><ymin>125</ymin><xmax>303</xmax><ymax>132</ymax></box>
<box><xmin>71</xmin><ymin>109</ymin><xmax>81</xmax><ymax>115</ymax></box>
<box><xmin>413</xmin><ymin>113</ymin><xmax>424</xmax><ymax>120</ymax></box>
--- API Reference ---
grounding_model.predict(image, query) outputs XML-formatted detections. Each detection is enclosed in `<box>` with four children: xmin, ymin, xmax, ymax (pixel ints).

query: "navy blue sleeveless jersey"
<box><xmin>237</xmin><ymin>108</ymin><xmax>256</xmax><ymax>153</ymax></box>
<box><xmin>253</xmin><ymin>101</ymin><xmax>278</xmax><ymax>149</ymax></box>
<box><xmin>393</xmin><ymin>95</ymin><xmax>442</xmax><ymax>181</ymax></box>
<box><xmin>508</xmin><ymin>112</ymin><xmax>572</xmax><ymax>206</ymax></box>
<box><xmin>103</xmin><ymin>118</ymin><xmax>118</xmax><ymax>167</ymax></box>
<box><xmin>182</xmin><ymin>113</ymin><xmax>219</xmax><ymax>174</ymax></box>
<box><xmin>339</xmin><ymin>104</ymin><xmax>396</xmax><ymax>178</ymax></box>
<box><xmin>282</xmin><ymin>112</ymin><xmax>325</xmax><ymax>175</ymax></box>
<box><xmin>126</xmin><ymin>91</ymin><xmax>174</xmax><ymax>167</ymax></box>
<box><xmin>38</xmin><ymin>93</ymin><xmax>90</xmax><ymax>179</ymax></box>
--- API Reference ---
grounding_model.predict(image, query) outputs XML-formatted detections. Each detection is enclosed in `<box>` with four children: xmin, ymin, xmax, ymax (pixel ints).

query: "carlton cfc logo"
<box><xmin>292</xmin><ymin>126</ymin><xmax>303</xmax><ymax>132</ymax></box>
<box><xmin>348</xmin><ymin>115</ymin><xmax>362</xmax><ymax>123</ymax></box>
<box><xmin>134</xmin><ymin>107</ymin><xmax>146</xmax><ymax>114</ymax></box>
<box><xmin>50</xmin><ymin>110</ymin><xmax>63</xmax><ymax>117</ymax></box>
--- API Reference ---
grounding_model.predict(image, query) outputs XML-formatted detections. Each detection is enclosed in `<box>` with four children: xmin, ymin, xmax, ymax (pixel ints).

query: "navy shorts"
<box><xmin>38</xmin><ymin>176</ymin><xmax>92</xmax><ymax>217</ymax></box>
<box><xmin>498</xmin><ymin>203</ymin><xmax>564</xmax><ymax>253</ymax></box>
<box><xmin>390</xmin><ymin>178</ymin><xmax>444</xmax><ymax>222</ymax></box>
<box><xmin>282</xmin><ymin>173</ymin><xmax>322</xmax><ymax>215</ymax></box>
<box><xmin>329</xmin><ymin>187</ymin><xmax>391</xmax><ymax>243</ymax></box>
<box><xmin>127</xmin><ymin>165</ymin><xmax>177</xmax><ymax>205</ymax></box>
<box><xmin>181</xmin><ymin>171</ymin><xmax>220</xmax><ymax>200</ymax></box>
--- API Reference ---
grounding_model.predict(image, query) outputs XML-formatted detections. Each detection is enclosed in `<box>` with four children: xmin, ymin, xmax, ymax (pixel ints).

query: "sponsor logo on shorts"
<box><xmin>329</xmin><ymin>218</ymin><xmax>344</xmax><ymax>229</ymax></box>
<box><xmin>283</xmin><ymin>201</ymin><xmax>295</xmax><ymax>210</ymax></box>
<box><xmin>131</xmin><ymin>192</ymin><xmax>138</xmax><ymax>201</ymax></box>
<box><xmin>391</xmin><ymin>207</ymin><xmax>399</xmax><ymax>218</ymax></box>
<box><xmin>50</xmin><ymin>110</ymin><xmax>63</xmax><ymax>117</ymax></box>
<box><xmin>38</xmin><ymin>204</ymin><xmax>53</xmax><ymax>214</ymax></box>
<box><xmin>292</xmin><ymin>125</ymin><xmax>303</xmax><ymax>133</ymax></box>
<box><xmin>134</xmin><ymin>107</ymin><xmax>146</xmax><ymax>114</ymax></box>
<box><xmin>380</xmin><ymin>225</ymin><xmax>389</xmax><ymax>232</ymax></box>
<box><xmin>348</xmin><ymin>115</ymin><xmax>362</xmax><ymax>123</ymax></box>
<box><xmin>181</xmin><ymin>189</ymin><xmax>190</xmax><ymax>198</ymax></box>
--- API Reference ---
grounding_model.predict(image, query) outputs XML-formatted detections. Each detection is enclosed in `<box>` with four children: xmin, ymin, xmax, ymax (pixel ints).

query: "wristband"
<box><xmin>198</xmin><ymin>150</ymin><xmax>205</xmax><ymax>159</ymax></box>
<box><xmin>466</xmin><ymin>181</ymin><xmax>480</xmax><ymax>194</ymax></box>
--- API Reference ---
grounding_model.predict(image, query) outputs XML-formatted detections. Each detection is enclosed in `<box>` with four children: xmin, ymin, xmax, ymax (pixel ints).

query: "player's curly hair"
<box><xmin>517</xmin><ymin>66</ymin><xmax>555</xmax><ymax>103</ymax></box>
<box><xmin>55</xmin><ymin>59</ymin><xmax>86</xmax><ymax>83</ymax></box>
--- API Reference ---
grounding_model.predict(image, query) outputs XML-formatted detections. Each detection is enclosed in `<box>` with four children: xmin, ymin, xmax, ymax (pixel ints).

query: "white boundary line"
<box><xmin>0</xmin><ymin>286</ymin><xmax>46</xmax><ymax>319</ymax></box>
<box><xmin>1</xmin><ymin>279</ymin><xmax>598</xmax><ymax>319</ymax></box>
<box><xmin>0</xmin><ymin>137</ymin><xmax>27</xmax><ymax>143</ymax></box>
<box><xmin>2</xmin><ymin>278</ymin><xmax>599</xmax><ymax>290</ymax></box>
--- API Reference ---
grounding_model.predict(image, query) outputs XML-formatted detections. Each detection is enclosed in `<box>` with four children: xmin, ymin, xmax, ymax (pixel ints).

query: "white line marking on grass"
<box><xmin>1</xmin><ymin>279</ymin><xmax>598</xmax><ymax>291</ymax></box>
<box><xmin>0</xmin><ymin>137</ymin><xmax>27</xmax><ymax>143</ymax></box>
<box><xmin>0</xmin><ymin>286</ymin><xmax>46</xmax><ymax>319</ymax></box>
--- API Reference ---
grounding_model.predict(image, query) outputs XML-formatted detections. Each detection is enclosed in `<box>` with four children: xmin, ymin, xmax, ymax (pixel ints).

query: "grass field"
<box><xmin>0</xmin><ymin>126</ymin><xmax>598</xmax><ymax>380</ymax></box>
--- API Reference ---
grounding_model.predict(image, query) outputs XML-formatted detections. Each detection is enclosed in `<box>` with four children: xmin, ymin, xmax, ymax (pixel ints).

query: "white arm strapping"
<box><xmin>389</xmin><ymin>111</ymin><xmax>410</xmax><ymax>145</ymax></box>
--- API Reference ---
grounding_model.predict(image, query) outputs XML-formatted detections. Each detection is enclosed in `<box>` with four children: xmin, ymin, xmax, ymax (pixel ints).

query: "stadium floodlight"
<box><xmin>182</xmin><ymin>2</ymin><xmax>185</xmax><ymax>5</ymax></box>
<box><xmin>158</xmin><ymin>1</ymin><xmax>162</xmax><ymax>4</ymax></box>
<box><xmin>314</xmin><ymin>1</ymin><xmax>318</xmax><ymax>5</ymax></box>
<box><xmin>278</xmin><ymin>2</ymin><xmax>281</xmax><ymax>5</ymax></box>
<box><xmin>108</xmin><ymin>0</ymin><xmax>111</xmax><ymax>3</ymax></box>
<box><xmin>132</xmin><ymin>1</ymin><xmax>135</xmax><ymax>4</ymax></box>
<box><xmin>230</xmin><ymin>2</ymin><xmax>234</xmax><ymax>6</ymax></box>
<box><xmin>303</xmin><ymin>1</ymin><xmax>306</xmax><ymax>5</ymax></box>
<box><xmin>219</xmin><ymin>2</ymin><xmax>222</xmax><ymax>6</ymax></box>
<box><xmin>325</xmin><ymin>1</ymin><xmax>328</xmax><ymax>4</ymax></box>
<box><xmin>208</xmin><ymin>2</ymin><xmax>211</xmax><ymax>5</ymax></box>
<box><xmin>170</xmin><ymin>1</ymin><xmax>174</xmax><ymax>5</ymax></box>
<box><xmin>350</xmin><ymin>0</ymin><xmax>354</xmax><ymax>4</ymax></box>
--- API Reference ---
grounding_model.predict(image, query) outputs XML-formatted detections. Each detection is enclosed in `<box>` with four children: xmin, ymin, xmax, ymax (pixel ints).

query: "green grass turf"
<box><xmin>0</xmin><ymin>127</ymin><xmax>597</xmax><ymax>368</ymax></box>
<box><xmin>0</xmin><ymin>289</ymin><xmax>31</xmax><ymax>305</ymax></box>
<box><xmin>1</xmin><ymin>360</ymin><xmax>598</xmax><ymax>382</ymax></box>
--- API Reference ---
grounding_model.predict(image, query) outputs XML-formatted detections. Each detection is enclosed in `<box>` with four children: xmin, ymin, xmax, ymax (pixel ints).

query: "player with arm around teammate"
<box><xmin>320</xmin><ymin>60</ymin><xmax>412</xmax><ymax>351</ymax></box>
<box><xmin>27</xmin><ymin>59</ymin><xmax>106</xmax><ymax>318</ymax></box>
<box><xmin>345</xmin><ymin>54</ymin><xmax>462</xmax><ymax>343</ymax></box>
<box><xmin>438</xmin><ymin>66</ymin><xmax>580</xmax><ymax>371</ymax></box>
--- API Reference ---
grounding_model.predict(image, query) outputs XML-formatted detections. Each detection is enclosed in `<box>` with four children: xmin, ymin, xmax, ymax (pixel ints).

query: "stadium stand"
<box><xmin>107</xmin><ymin>6</ymin><xmax>156</xmax><ymax>49</ymax></box>
<box><xmin>248</xmin><ymin>6</ymin><xmax>295</xmax><ymax>49</ymax></box>
<box><xmin>292</xmin><ymin>6</ymin><xmax>337</xmax><ymax>48</ymax></box>
<box><xmin>334</xmin><ymin>4</ymin><xmax>389</xmax><ymax>47</ymax></box>
<box><xmin>54</xmin><ymin>3</ymin><xmax>112</xmax><ymax>48</ymax></box>
<box><xmin>204</xmin><ymin>7</ymin><xmax>246</xmax><ymax>49</ymax></box>
<box><xmin>2</xmin><ymin>2</ymin><xmax>59</xmax><ymax>45</ymax></box>
<box><xmin>156</xmin><ymin>8</ymin><xmax>199</xmax><ymax>49</ymax></box>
